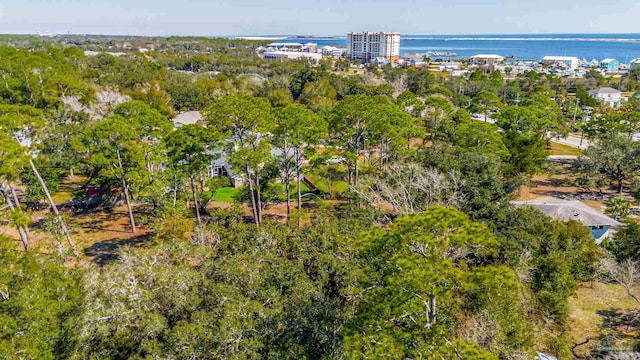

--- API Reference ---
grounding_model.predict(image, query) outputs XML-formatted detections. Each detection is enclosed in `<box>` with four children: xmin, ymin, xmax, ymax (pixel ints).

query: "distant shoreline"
<box><xmin>235</xmin><ymin>34</ymin><xmax>640</xmax><ymax>43</ymax></box>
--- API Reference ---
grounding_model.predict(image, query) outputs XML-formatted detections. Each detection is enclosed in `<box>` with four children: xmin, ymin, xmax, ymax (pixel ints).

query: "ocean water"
<box><xmin>262</xmin><ymin>34</ymin><xmax>640</xmax><ymax>62</ymax></box>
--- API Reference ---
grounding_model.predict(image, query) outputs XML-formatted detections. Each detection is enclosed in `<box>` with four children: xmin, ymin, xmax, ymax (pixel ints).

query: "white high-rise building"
<box><xmin>347</xmin><ymin>31</ymin><xmax>400</xmax><ymax>64</ymax></box>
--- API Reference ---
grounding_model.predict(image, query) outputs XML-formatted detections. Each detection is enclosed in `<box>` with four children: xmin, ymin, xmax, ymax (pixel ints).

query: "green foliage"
<box><xmin>471</xmin><ymin>90</ymin><xmax>502</xmax><ymax>122</ymax></box>
<box><xmin>406</xmin><ymin>68</ymin><xmax>434</xmax><ymax>95</ymax></box>
<box><xmin>605</xmin><ymin>221</ymin><xmax>640</xmax><ymax>262</ymax></box>
<box><xmin>502</xmin><ymin>130</ymin><xmax>547</xmax><ymax>176</ymax></box>
<box><xmin>0</xmin><ymin>237</ymin><xmax>80</xmax><ymax>359</ymax></box>
<box><xmin>454</xmin><ymin>120</ymin><xmax>510</xmax><ymax>161</ymax></box>
<box><xmin>605</xmin><ymin>196</ymin><xmax>631</xmax><ymax>219</ymax></box>
<box><xmin>0</xmin><ymin>35</ymin><xmax>620</xmax><ymax>359</ymax></box>
<box><xmin>576</xmin><ymin>132</ymin><xmax>640</xmax><ymax>193</ymax></box>
<box><xmin>290</xmin><ymin>66</ymin><xmax>318</xmax><ymax>99</ymax></box>
<box><xmin>20</xmin><ymin>163</ymin><xmax>62</xmax><ymax>202</ymax></box>
<box><xmin>490</xmin><ymin>205</ymin><xmax>602</xmax><ymax>322</ymax></box>
<box><xmin>344</xmin><ymin>207</ymin><xmax>531</xmax><ymax>359</ymax></box>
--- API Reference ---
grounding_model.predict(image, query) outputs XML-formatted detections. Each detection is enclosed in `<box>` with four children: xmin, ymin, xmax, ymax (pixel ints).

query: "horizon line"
<box><xmin>2</xmin><ymin>31</ymin><xmax>640</xmax><ymax>38</ymax></box>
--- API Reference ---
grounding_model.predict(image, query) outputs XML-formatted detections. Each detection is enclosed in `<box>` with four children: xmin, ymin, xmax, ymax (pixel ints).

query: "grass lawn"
<box><xmin>568</xmin><ymin>282</ymin><xmax>640</xmax><ymax>356</ymax></box>
<box><xmin>52</xmin><ymin>190</ymin><xmax>74</xmax><ymax>205</ymax></box>
<box><xmin>282</xmin><ymin>182</ymin><xmax>312</xmax><ymax>197</ymax></box>
<box><xmin>548</xmin><ymin>141</ymin><xmax>581</xmax><ymax>156</ymax></box>
<box><xmin>52</xmin><ymin>176</ymin><xmax>86</xmax><ymax>205</ymax></box>
<box><xmin>306</xmin><ymin>174</ymin><xmax>349</xmax><ymax>196</ymax></box>
<box><xmin>213</xmin><ymin>187</ymin><xmax>241</xmax><ymax>203</ymax></box>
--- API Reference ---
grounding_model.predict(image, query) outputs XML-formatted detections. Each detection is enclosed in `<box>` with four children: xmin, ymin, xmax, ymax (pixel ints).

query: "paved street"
<box><xmin>470</xmin><ymin>115</ymin><xmax>592</xmax><ymax>150</ymax></box>
<box><xmin>549</xmin><ymin>134</ymin><xmax>593</xmax><ymax>150</ymax></box>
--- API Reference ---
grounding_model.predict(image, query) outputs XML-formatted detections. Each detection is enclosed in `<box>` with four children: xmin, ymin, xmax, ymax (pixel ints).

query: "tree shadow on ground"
<box><xmin>597</xmin><ymin>309</ymin><xmax>640</xmax><ymax>334</ymax></box>
<box><xmin>83</xmin><ymin>233</ymin><xmax>151</xmax><ymax>266</ymax></box>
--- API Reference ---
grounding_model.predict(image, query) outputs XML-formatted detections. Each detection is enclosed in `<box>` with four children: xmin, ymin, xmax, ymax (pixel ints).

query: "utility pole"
<box><xmin>571</xmin><ymin>98</ymin><xmax>580</xmax><ymax>129</ymax></box>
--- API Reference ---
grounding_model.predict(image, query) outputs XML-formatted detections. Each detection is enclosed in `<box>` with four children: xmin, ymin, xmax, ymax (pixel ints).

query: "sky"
<box><xmin>1</xmin><ymin>0</ymin><xmax>639</xmax><ymax>36</ymax></box>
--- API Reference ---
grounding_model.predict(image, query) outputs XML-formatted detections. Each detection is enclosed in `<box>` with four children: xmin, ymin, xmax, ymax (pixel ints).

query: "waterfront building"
<box><xmin>470</xmin><ymin>54</ymin><xmax>505</xmax><ymax>65</ymax></box>
<box><xmin>263</xmin><ymin>51</ymin><xmax>322</xmax><ymax>63</ymax></box>
<box><xmin>266</xmin><ymin>42</ymin><xmax>317</xmax><ymax>53</ymax></box>
<box><xmin>542</xmin><ymin>56</ymin><xmax>580</xmax><ymax>70</ymax></box>
<box><xmin>588</xmin><ymin>87</ymin><xmax>623</xmax><ymax>108</ymax></box>
<box><xmin>321</xmin><ymin>46</ymin><xmax>347</xmax><ymax>57</ymax></box>
<box><xmin>630</xmin><ymin>58</ymin><xmax>640</xmax><ymax>70</ymax></box>
<box><xmin>347</xmin><ymin>31</ymin><xmax>400</xmax><ymax>64</ymax></box>
<box><xmin>600</xmin><ymin>58</ymin><xmax>619</xmax><ymax>73</ymax></box>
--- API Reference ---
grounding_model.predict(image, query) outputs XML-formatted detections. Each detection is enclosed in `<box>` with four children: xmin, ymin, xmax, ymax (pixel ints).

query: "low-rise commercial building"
<box><xmin>263</xmin><ymin>51</ymin><xmax>322</xmax><ymax>63</ymax></box>
<box><xmin>321</xmin><ymin>46</ymin><xmax>347</xmax><ymax>57</ymax></box>
<box><xmin>266</xmin><ymin>42</ymin><xmax>317</xmax><ymax>53</ymax></box>
<box><xmin>470</xmin><ymin>54</ymin><xmax>505</xmax><ymax>65</ymax></box>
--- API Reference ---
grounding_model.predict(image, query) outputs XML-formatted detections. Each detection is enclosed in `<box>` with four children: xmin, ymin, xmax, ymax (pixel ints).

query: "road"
<box><xmin>549</xmin><ymin>134</ymin><xmax>592</xmax><ymax>150</ymax></box>
<box><xmin>470</xmin><ymin>115</ymin><xmax>592</xmax><ymax>150</ymax></box>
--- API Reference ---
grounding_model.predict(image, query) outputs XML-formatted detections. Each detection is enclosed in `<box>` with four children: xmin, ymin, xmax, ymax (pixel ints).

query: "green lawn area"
<box><xmin>568</xmin><ymin>282</ymin><xmax>640</xmax><ymax>357</ymax></box>
<box><xmin>548</xmin><ymin>141</ymin><xmax>581</xmax><ymax>156</ymax></box>
<box><xmin>213</xmin><ymin>182</ymin><xmax>321</xmax><ymax>203</ymax></box>
<box><xmin>52</xmin><ymin>177</ymin><xmax>83</xmax><ymax>205</ymax></box>
<box><xmin>280</xmin><ymin>182</ymin><xmax>312</xmax><ymax>197</ymax></box>
<box><xmin>305</xmin><ymin>174</ymin><xmax>349</xmax><ymax>196</ymax></box>
<box><xmin>52</xmin><ymin>190</ymin><xmax>74</xmax><ymax>205</ymax></box>
<box><xmin>213</xmin><ymin>187</ymin><xmax>241</xmax><ymax>203</ymax></box>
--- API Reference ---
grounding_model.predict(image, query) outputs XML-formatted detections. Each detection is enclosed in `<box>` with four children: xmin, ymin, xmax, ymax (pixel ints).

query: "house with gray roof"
<box><xmin>172</xmin><ymin>111</ymin><xmax>204</xmax><ymax>128</ymax></box>
<box><xmin>588</xmin><ymin>87</ymin><xmax>623</xmax><ymax>108</ymax></box>
<box><xmin>512</xmin><ymin>197</ymin><xmax>621</xmax><ymax>243</ymax></box>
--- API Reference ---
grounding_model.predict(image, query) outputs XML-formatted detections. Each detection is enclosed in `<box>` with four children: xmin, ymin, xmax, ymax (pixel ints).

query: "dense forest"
<box><xmin>1</xmin><ymin>35</ymin><xmax>640</xmax><ymax>359</ymax></box>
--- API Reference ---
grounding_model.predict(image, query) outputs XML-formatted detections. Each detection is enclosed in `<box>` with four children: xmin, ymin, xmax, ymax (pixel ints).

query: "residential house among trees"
<box><xmin>588</xmin><ymin>87</ymin><xmax>623</xmax><ymax>108</ymax></box>
<box><xmin>513</xmin><ymin>197</ymin><xmax>621</xmax><ymax>243</ymax></box>
<box><xmin>172</xmin><ymin>111</ymin><xmax>204</xmax><ymax>128</ymax></box>
<box><xmin>600</xmin><ymin>58</ymin><xmax>619</xmax><ymax>73</ymax></box>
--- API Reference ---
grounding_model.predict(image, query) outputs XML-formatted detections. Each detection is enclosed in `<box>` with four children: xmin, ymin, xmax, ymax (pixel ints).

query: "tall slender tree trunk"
<box><xmin>1</xmin><ymin>186</ymin><xmax>29</xmax><ymax>250</ymax></box>
<box><xmin>190</xmin><ymin>174</ymin><xmax>202</xmax><ymax>225</ymax></box>
<box><xmin>116</xmin><ymin>148</ymin><xmax>136</xmax><ymax>234</ymax></box>
<box><xmin>120</xmin><ymin>176</ymin><xmax>136</xmax><ymax>233</ymax></box>
<box><xmin>255</xmin><ymin>173</ymin><xmax>263</xmax><ymax>224</ymax></box>
<box><xmin>285</xmin><ymin>174</ymin><xmax>291</xmax><ymax>217</ymax></box>
<box><xmin>9</xmin><ymin>184</ymin><xmax>31</xmax><ymax>240</ymax></box>
<box><xmin>245</xmin><ymin>164</ymin><xmax>259</xmax><ymax>226</ymax></box>
<box><xmin>433</xmin><ymin>116</ymin><xmax>439</xmax><ymax>145</ymax></box>
<box><xmin>23</xmin><ymin>71</ymin><xmax>34</xmax><ymax>105</ymax></box>
<box><xmin>172</xmin><ymin>173</ymin><xmax>178</xmax><ymax>208</ymax></box>
<box><xmin>355</xmin><ymin>144</ymin><xmax>360</xmax><ymax>185</ymax></box>
<box><xmin>296</xmin><ymin>147</ymin><xmax>302</xmax><ymax>211</ymax></box>
<box><xmin>28</xmin><ymin>159</ymin><xmax>75</xmax><ymax>249</ymax></box>
<box><xmin>284</xmin><ymin>137</ymin><xmax>291</xmax><ymax>217</ymax></box>
<box><xmin>2</xmin><ymin>73</ymin><xmax>14</xmax><ymax>104</ymax></box>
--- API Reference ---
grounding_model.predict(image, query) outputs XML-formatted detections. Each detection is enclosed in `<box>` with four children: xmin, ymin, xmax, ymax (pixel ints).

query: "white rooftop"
<box><xmin>267</xmin><ymin>42</ymin><xmax>303</xmax><ymax>47</ymax></box>
<box><xmin>470</xmin><ymin>54</ymin><xmax>505</xmax><ymax>59</ymax></box>
<box><xmin>601</xmin><ymin>58</ymin><xmax>617</xmax><ymax>63</ymax></box>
